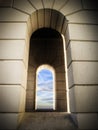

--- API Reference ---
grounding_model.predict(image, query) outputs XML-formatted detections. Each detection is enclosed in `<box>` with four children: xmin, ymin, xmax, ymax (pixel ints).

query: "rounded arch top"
<box><xmin>36</xmin><ymin>64</ymin><xmax>55</xmax><ymax>75</ymax></box>
<box><xmin>30</xmin><ymin>9</ymin><xmax>68</xmax><ymax>36</ymax></box>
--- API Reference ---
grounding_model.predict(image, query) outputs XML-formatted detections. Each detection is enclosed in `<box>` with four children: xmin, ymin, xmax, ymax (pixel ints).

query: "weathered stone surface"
<box><xmin>77</xmin><ymin>113</ymin><xmax>98</xmax><ymax>129</ymax></box>
<box><xmin>56</xmin><ymin>81</ymin><xmax>66</xmax><ymax>91</ymax></box>
<box><xmin>57</xmin><ymin>90</ymin><xmax>66</xmax><ymax>100</ymax></box>
<box><xmin>68</xmin><ymin>62</ymin><xmax>98</xmax><ymax>87</ymax></box>
<box><xmin>18</xmin><ymin>112</ymin><xmax>77</xmax><ymax>130</ymax></box>
<box><xmin>43</xmin><ymin>0</ymin><xmax>54</xmax><ymax>8</ymax></box>
<box><xmin>0</xmin><ymin>40</ymin><xmax>26</xmax><ymax>60</ymax></box>
<box><xmin>0</xmin><ymin>113</ymin><xmax>19</xmax><ymax>130</ymax></box>
<box><xmin>56</xmin><ymin>72</ymin><xmax>65</xmax><ymax>81</ymax></box>
<box><xmin>69</xmin><ymin>86</ymin><xmax>98</xmax><ymax>112</ymax></box>
<box><xmin>60</xmin><ymin>0</ymin><xmax>82</xmax><ymax>15</ymax></box>
<box><xmin>13</xmin><ymin>0</ymin><xmax>35</xmax><ymax>14</ymax></box>
<box><xmin>68</xmin><ymin>24</ymin><xmax>98</xmax><ymax>41</ymax></box>
<box><xmin>53</xmin><ymin>0</ymin><xmax>68</xmax><ymax>10</ymax></box>
<box><xmin>56</xmin><ymin>99</ymin><xmax>67</xmax><ymax>111</ymax></box>
<box><xmin>27</xmin><ymin>81</ymin><xmax>35</xmax><ymax>90</ymax></box>
<box><xmin>0</xmin><ymin>0</ymin><xmax>12</xmax><ymax>7</ymax></box>
<box><xmin>0</xmin><ymin>23</ymin><xmax>27</xmax><ymax>39</ymax></box>
<box><xmin>0</xmin><ymin>8</ymin><xmax>29</xmax><ymax>21</ymax></box>
<box><xmin>56</xmin><ymin>14</ymin><xmax>64</xmax><ymax>33</ymax></box>
<box><xmin>51</xmin><ymin>10</ymin><xmax>60</xmax><ymax>30</ymax></box>
<box><xmin>29</xmin><ymin>0</ymin><xmax>43</xmax><ymax>10</ymax></box>
<box><xmin>0</xmin><ymin>85</ymin><xmax>26</xmax><ymax>112</ymax></box>
<box><xmin>38</xmin><ymin>9</ymin><xmax>44</xmax><ymax>28</ymax></box>
<box><xmin>67</xmin><ymin>41</ymin><xmax>98</xmax><ymax>65</ymax></box>
<box><xmin>55</xmin><ymin>65</ymin><xmax>65</xmax><ymax>73</ymax></box>
<box><xmin>67</xmin><ymin>11</ymin><xmax>98</xmax><ymax>24</ymax></box>
<box><xmin>31</xmin><ymin>12</ymin><xmax>38</xmax><ymax>32</ymax></box>
<box><xmin>0</xmin><ymin>61</ymin><xmax>26</xmax><ymax>86</ymax></box>
<box><xmin>45</xmin><ymin>9</ymin><xmax>51</xmax><ymax>28</ymax></box>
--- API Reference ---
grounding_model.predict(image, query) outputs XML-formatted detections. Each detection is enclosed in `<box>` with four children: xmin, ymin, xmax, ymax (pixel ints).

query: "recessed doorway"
<box><xmin>25</xmin><ymin>28</ymin><xmax>67</xmax><ymax>112</ymax></box>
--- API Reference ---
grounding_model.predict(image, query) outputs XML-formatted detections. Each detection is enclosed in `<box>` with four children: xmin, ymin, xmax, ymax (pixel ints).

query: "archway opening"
<box><xmin>26</xmin><ymin>28</ymin><xmax>67</xmax><ymax>112</ymax></box>
<box><xmin>35</xmin><ymin>65</ymin><xmax>55</xmax><ymax>111</ymax></box>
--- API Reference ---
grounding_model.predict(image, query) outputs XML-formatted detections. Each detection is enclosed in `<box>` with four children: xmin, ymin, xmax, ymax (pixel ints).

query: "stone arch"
<box><xmin>0</xmin><ymin>0</ymin><xmax>98</xmax><ymax>129</ymax></box>
<box><xmin>35</xmin><ymin>64</ymin><xmax>56</xmax><ymax>110</ymax></box>
<box><xmin>30</xmin><ymin>9</ymin><xmax>67</xmax><ymax>35</ymax></box>
<box><xmin>26</xmin><ymin>26</ymin><xmax>67</xmax><ymax>112</ymax></box>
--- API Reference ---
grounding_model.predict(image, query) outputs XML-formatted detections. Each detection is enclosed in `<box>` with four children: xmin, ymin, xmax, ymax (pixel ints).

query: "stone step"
<box><xmin>18</xmin><ymin>112</ymin><xmax>78</xmax><ymax>130</ymax></box>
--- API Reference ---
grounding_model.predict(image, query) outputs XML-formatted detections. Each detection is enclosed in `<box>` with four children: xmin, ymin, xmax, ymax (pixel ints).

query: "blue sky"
<box><xmin>36</xmin><ymin>69</ymin><xmax>53</xmax><ymax>109</ymax></box>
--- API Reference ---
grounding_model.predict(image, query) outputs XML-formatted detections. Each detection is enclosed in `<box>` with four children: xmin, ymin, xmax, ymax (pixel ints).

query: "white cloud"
<box><xmin>36</xmin><ymin>69</ymin><xmax>54</xmax><ymax>109</ymax></box>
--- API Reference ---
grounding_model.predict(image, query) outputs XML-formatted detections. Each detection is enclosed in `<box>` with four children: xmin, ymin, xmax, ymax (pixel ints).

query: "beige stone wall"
<box><xmin>0</xmin><ymin>0</ymin><xmax>98</xmax><ymax>129</ymax></box>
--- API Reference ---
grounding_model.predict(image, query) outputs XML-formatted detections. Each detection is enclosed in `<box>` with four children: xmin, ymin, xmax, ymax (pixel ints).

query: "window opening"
<box><xmin>35</xmin><ymin>65</ymin><xmax>55</xmax><ymax>111</ymax></box>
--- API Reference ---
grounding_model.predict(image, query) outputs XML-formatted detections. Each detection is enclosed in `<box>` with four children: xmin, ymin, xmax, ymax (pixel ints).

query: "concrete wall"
<box><xmin>0</xmin><ymin>0</ymin><xmax>98</xmax><ymax>129</ymax></box>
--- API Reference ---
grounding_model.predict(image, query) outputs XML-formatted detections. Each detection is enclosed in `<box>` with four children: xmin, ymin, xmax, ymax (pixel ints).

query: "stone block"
<box><xmin>0</xmin><ymin>40</ymin><xmax>26</xmax><ymax>60</ymax></box>
<box><xmin>82</xmin><ymin>0</ymin><xmax>97</xmax><ymax>9</ymax></box>
<box><xmin>0</xmin><ymin>113</ymin><xmax>19</xmax><ymax>130</ymax></box>
<box><xmin>43</xmin><ymin>0</ymin><xmax>54</xmax><ymax>8</ymax></box>
<box><xmin>56</xmin><ymin>81</ymin><xmax>66</xmax><ymax>91</ymax></box>
<box><xmin>56</xmin><ymin>72</ymin><xmax>65</xmax><ymax>81</ymax></box>
<box><xmin>28</xmin><ymin>65</ymin><xmax>35</xmax><ymax>73</ymax></box>
<box><xmin>67</xmin><ymin>41</ymin><xmax>98</xmax><ymax>65</ymax></box>
<box><xmin>77</xmin><ymin>113</ymin><xmax>98</xmax><ymax>129</ymax></box>
<box><xmin>19</xmin><ymin>89</ymin><xmax>26</xmax><ymax>112</ymax></box>
<box><xmin>45</xmin><ymin>9</ymin><xmax>51</xmax><ymax>28</ymax></box>
<box><xmin>0</xmin><ymin>0</ymin><xmax>12</xmax><ymax>7</ymax></box>
<box><xmin>55</xmin><ymin>55</ymin><xmax>65</xmax><ymax>66</ymax></box>
<box><xmin>67</xmin><ymin>11</ymin><xmax>98</xmax><ymax>24</ymax></box>
<box><xmin>25</xmin><ymin>99</ymin><xmax>35</xmax><ymax>111</ymax></box>
<box><xmin>53</xmin><ymin>0</ymin><xmax>68</xmax><ymax>10</ymax></box>
<box><xmin>0</xmin><ymin>8</ymin><xmax>29</xmax><ymax>21</ymax></box>
<box><xmin>68</xmin><ymin>62</ymin><xmax>98</xmax><ymax>87</ymax></box>
<box><xmin>38</xmin><ymin>9</ymin><xmax>44</xmax><ymax>28</ymax></box>
<box><xmin>62</xmin><ymin>20</ymin><xmax>67</xmax><ymax>35</ymax></box>
<box><xmin>68</xmin><ymin>64</ymin><xmax>74</xmax><ymax>88</ymax></box>
<box><xmin>13</xmin><ymin>0</ymin><xmax>35</xmax><ymax>14</ymax></box>
<box><xmin>18</xmin><ymin>113</ymin><xmax>24</xmax><ymax>127</ymax></box>
<box><xmin>51</xmin><ymin>10</ymin><xmax>58</xmax><ymax>30</ymax></box>
<box><xmin>27</xmin><ymin>81</ymin><xmax>35</xmax><ymax>90</ymax></box>
<box><xmin>31</xmin><ymin>12</ymin><xmax>38</xmax><ymax>32</ymax></box>
<box><xmin>65</xmin><ymin>26</ymin><xmax>70</xmax><ymax>45</ymax></box>
<box><xmin>23</xmin><ymin>41</ymin><xmax>29</xmax><ymax>68</ymax></box>
<box><xmin>27</xmin><ymin>71</ymin><xmax>35</xmax><ymax>81</ymax></box>
<box><xmin>56</xmin><ymin>99</ymin><xmax>67</xmax><ymax>111</ymax></box>
<box><xmin>0</xmin><ymin>23</ymin><xmax>27</xmax><ymax>39</ymax></box>
<box><xmin>29</xmin><ymin>0</ymin><xmax>43</xmax><ymax>10</ymax></box>
<box><xmin>56</xmin><ymin>14</ymin><xmax>64</xmax><ymax>33</ymax></box>
<box><xmin>66</xmin><ymin>41</ymin><xmax>72</xmax><ymax>66</ymax></box>
<box><xmin>55</xmin><ymin>65</ymin><xmax>65</xmax><ymax>73</ymax></box>
<box><xmin>68</xmin><ymin>24</ymin><xmax>98</xmax><ymax>41</ymax></box>
<box><xmin>69</xmin><ymin>86</ymin><xmax>98</xmax><ymax>112</ymax></box>
<box><xmin>27</xmin><ymin>16</ymin><xmax>32</xmax><ymax>36</ymax></box>
<box><xmin>0</xmin><ymin>85</ymin><xmax>26</xmax><ymax>112</ymax></box>
<box><xmin>26</xmin><ymin>90</ymin><xmax>34</xmax><ymax>100</ymax></box>
<box><xmin>57</xmin><ymin>90</ymin><xmax>66</xmax><ymax>100</ymax></box>
<box><xmin>61</xmin><ymin>0</ymin><xmax>82</xmax><ymax>15</ymax></box>
<box><xmin>0</xmin><ymin>61</ymin><xmax>26</xmax><ymax>86</ymax></box>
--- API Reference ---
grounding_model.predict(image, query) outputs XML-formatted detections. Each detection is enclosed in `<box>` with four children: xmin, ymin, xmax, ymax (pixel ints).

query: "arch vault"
<box><xmin>0</xmin><ymin>0</ymin><xmax>98</xmax><ymax>130</ymax></box>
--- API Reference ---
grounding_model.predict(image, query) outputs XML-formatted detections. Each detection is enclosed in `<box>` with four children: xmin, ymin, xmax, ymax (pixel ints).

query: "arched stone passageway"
<box><xmin>0</xmin><ymin>0</ymin><xmax>98</xmax><ymax>130</ymax></box>
<box><xmin>26</xmin><ymin>27</ymin><xmax>67</xmax><ymax>112</ymax></box>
